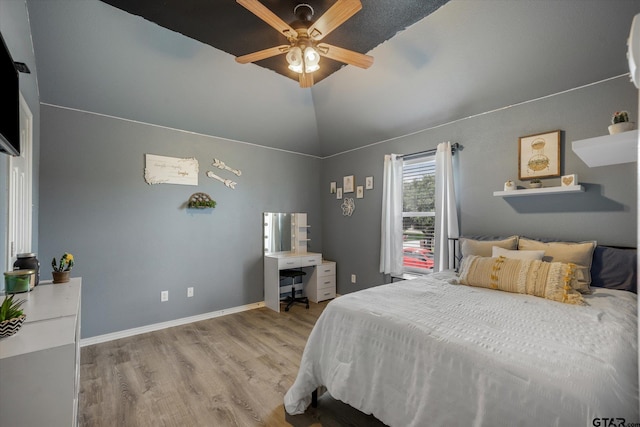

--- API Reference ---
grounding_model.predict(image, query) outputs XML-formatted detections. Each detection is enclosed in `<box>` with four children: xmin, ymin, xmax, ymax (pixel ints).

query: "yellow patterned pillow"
<box><xmin>517</xmin><ymin>238</ymin><xmax>596</xmax><ymax>294</ymax></box>
<box><xmin>458</xmin><ymin>255</ymin><xmax>584</xmax><ymax>305</ymax></box>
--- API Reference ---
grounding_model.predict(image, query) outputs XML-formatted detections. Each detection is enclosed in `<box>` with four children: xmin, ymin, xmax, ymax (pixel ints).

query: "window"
<box><xmin>402</xmin><ymin>154</ymin><xmax>435</xmax><ymax>272</ymax></box>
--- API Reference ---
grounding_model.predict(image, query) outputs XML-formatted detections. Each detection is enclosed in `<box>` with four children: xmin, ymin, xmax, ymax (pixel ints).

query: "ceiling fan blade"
<box><xmin>317</xmin><ymin>43</ymin><xmax>373</xmax><ymax>69</ymax></box>
<box><xmin>236</xmin><ymin>45</ymin><xmax>290</xmax><ymax>64</ymax></box>
<box><xmin>299</xmin><ymin>72</ymin><xmax>314</xmax><ymax>88</ymax></box>
<box><xmin>307</xmin><ymin>0</ymin><xmax>362</xmax><ymax>41</ymax></box>
<box><xmin>237</xmin><ymin>0</ymin><xmax>297</xmax><ymax>40</ymax></box>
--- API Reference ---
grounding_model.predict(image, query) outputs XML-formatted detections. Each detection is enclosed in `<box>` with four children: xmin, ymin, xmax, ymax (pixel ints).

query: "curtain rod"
<box><xmin>399</xmin><ymin>142</ymin><xmax>460</xmax><ymax>160</ymax></box>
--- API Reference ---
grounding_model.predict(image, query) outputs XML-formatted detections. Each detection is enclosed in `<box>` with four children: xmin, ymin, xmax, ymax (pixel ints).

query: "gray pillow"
<box><xmin>590</xmin><ymin>246</ymin><xmax>636</xmax><ymax>293</ymax></box>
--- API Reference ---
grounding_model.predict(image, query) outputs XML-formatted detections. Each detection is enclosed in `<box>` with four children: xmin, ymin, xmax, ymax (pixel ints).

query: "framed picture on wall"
<box><xmin>330</xmin><ymin>181</ymin><xmax>337</xmax><ymax>194</ymax></box>
<box><xmin>343</xmin><ymin>175</ymin><xmax>355</xmax><ymax>193</ymax></box>
<box><xmin>518</xmin><ymin>130</ymin><xmax>561</xmax><ymax>180</ymax></box>
<box><xmin>337</xmin><ymin>188</ymin><xmax>343</xmax><ymax>199</ymax></box>
<box><xmin>365</xmin><ymin>176</ymin><xmax>374</xmax><ymax>190</ymax></box>
<box><xmin>356</xmin><ymin>186</ymin><xmax>364</xmax><ymax>199</ymax></box>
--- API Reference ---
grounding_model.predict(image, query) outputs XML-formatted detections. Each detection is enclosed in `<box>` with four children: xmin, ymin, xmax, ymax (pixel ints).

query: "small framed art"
<box><xmin>330</xmin><ymin>181</ymin><xmax>336</xmax><ymax>194</ymax></box>
<box><xmin>365</xmin><ymin>176</ymin><xmax>374</xmax><ymax>190</ymax></box>
<box><xmin>336</xmin><ymin>188</ymin><xmax>343</xmax><ymax>199</ymax></box>
<box><xmin>343</xmin><ymin>175</ymin><xmax>355</xmax><ymax>193</ymax></box>
<box><xmin>356</xmin><ymin>186</ymin><xmax>364</xmax><ymax>199</ymax></box>
<box><xmin>518</xmin><ymin>130</ymin><xmax>561</xmax><ymax>180</ymax></box>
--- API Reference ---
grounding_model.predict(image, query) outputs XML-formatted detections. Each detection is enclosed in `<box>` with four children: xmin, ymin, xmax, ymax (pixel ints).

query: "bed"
<box><xmin>284</xmin><ymin>239</ymin><xmax>639</xmax><ymax>427</ymax></box>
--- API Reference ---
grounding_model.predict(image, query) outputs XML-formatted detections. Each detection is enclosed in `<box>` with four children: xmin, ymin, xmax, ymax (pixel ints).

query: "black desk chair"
<box><xmin>280</xmin><ymin>269</ymin><xmax>309</xmax><ymax>311</ymax></box>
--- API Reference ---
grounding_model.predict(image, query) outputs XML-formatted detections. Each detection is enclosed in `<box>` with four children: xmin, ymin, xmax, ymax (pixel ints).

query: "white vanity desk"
<box><xmin>264</xmin><ymin>251</ymin><xmax>322</xmax><ymax>312</ymax></box>
<box><xmin>263</xmin><ymin>212</ymin><xmax>336</xmax><ymax>312</ymax></box>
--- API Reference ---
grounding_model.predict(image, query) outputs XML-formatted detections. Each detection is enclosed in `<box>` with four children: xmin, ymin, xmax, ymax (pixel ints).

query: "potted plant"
<box><xmin>51</xmin><ymin>252</ymin><xmax>74</xmax><ymax>283</ymax></box>
<box><xmin>188</xmin><ymin>199</ymin><xmax>217</xmax><ymax>209</ymax></box>
<box><xmin>609</xmin><ymin>111</ymin><xmax>636</xmax><ymax>134</ymax></box>
<box><xmin>0</xmin><ymin>294</ymin><xmax>26</xmax><ymax>338</ymax></box>
<box><xmin>187</xmin><ymin>192</ymin><xmax>216</xmax><ymax>209</ymax></box>
<box><xmin>529</xmin><ymin>178</ymin><xmax>542</xmax><ymax>188</ymax></box>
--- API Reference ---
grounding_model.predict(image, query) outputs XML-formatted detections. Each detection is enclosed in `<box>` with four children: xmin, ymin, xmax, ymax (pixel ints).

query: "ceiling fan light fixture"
<box><xmin>303</xmin><ymin>46</ymin><xmax>320</xmax><ymax>72</ymax></box>
<box><xmin>286</xmin><ymin>46</ymin><xmax>303</xmax><ymax>72</ymax></box>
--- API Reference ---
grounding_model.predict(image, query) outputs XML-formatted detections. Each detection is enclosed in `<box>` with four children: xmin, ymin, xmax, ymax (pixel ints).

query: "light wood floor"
<box><xmin>79</xmin><ymin>300</ymin><xmax>388</xmax><ymax>426</ymax></box>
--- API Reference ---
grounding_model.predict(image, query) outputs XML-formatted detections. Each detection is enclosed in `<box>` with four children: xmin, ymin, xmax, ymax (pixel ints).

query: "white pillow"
<box><xmin>492</xmin><ymin>246</ymin><xmax>545</xmax><ymax>261</ymax></box>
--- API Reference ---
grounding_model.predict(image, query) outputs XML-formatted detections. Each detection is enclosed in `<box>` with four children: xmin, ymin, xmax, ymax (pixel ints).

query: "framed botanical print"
<box><xmin>356</xmin><ymin>186</ymin><xmax>364</xmax><ymax>199</ymax></box>
<box><xmin>365</xmin><ymin>176</ymin><xmax>374</xmax><ymax>190</ymax></box>
<box><xmin>518</xmin><ymin>130</ymin><xmax>561</xmax><ymax>180</ymax></box>
<box><xmin>343</xmin><ymin>175</ymin><xmax>355</xmax><ymax>193</ymax></box>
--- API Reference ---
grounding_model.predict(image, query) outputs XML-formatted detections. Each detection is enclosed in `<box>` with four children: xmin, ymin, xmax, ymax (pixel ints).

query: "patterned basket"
<box><xmin>0</xmin><ymin>314</ymin><xmax>26</xmax><ymax>338</ymax></box>
<box><xmin>187</xmin><ymin>192</ymin><xmax>216</xmax><ymax>209</ymax></box>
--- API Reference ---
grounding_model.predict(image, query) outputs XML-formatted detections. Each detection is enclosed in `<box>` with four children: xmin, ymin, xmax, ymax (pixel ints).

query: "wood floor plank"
<box><xmin>79</xmin><ymin>301</ymin><xmax>388</xmax><ymax>426</ymax></box>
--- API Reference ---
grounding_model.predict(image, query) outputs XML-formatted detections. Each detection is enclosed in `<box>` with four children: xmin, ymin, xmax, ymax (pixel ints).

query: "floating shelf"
<box><xmin>493</xmin><ymin>185</ymin><xmax>584</xmax><ymax>197</ymax></box>
<box><xmin>571</xmin><ymin>130</ymin><xmax>638</xmax><ymax>167</ymax></box>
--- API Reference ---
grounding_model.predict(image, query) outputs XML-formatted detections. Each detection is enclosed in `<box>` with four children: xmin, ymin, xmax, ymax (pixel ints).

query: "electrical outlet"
<box><xmin>161</xmin><ymin>290</ymin><xmax>169</xmax><ymax>302</ymax></box>
<box><xmin>187</xmin><ymin>287</ymin><xmax>194</xmax><ymax>298</ymax></box>
<box><xmin>351</xmin><ymin>274</ymin><xmax>356</xmax><ymax>283</ymax></box>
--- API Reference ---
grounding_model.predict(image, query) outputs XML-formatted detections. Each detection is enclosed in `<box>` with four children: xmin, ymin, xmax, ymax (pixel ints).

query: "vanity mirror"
<box><xmin>263</xmin><ymin>212</ymin><xmax>309</xmax><ymax>253</ymax></box>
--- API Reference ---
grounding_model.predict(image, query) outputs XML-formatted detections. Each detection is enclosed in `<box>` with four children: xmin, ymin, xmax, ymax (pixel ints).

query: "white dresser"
<box><xmin>0</xmin><ymin>278</ymin><xmax>82</xmax><ymax>427</ymax></box>
<box><xmin>307</xmin><ymin>260</ymin><xmax>336</xmax><ymax>303</ymax></box>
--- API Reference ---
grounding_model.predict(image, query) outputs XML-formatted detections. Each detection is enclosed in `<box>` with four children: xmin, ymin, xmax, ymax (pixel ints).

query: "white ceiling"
<box><xmin>26</xmin><ymin>0</ymin><xmax>640</xmax><ymax>157</ymax></box>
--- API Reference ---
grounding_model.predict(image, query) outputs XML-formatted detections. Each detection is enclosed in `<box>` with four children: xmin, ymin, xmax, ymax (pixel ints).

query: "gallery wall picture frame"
<box><xmin>518</xmin><ymin>130</ymin><xmax>561</xmax><ymax>180</ymax></box>
<box><xmin>330</xmin><ymin>181</ymin><xmax>337</xmax><ymax>194</ymax></box>
<box><xmin>365</xmin><ymin>176</ymin><xmax>374</xmax><ymax>190</ymax></box>
<box><xmin>356</xmin><ymin>186</ymin><xmax>364</xmax><ymax>199</ymax></box>
<box><xmin>337</xmin><ymin>188</ymin><xmax>343</xmax><ymax>199</ymax></box>
<box><xmin>343</xmin><ymin>175</ymin><xmax>355</xmax><ymax>193</ymax></box>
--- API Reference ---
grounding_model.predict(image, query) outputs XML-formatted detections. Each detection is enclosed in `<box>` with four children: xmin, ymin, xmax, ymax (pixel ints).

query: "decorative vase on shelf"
<box><xmin>529</xmin><ymin>181</ymin><xmax>542</xmax><ymax>189</ymax></box>
<box><xmin>608</xmin><ymin>122</ymin><xmax>636</xmax><ymax>135</ymax></box>
<box><xmin>52</xmin><ymin>271</ymin><xmax>70</xmax><ymax>284</ymax></box>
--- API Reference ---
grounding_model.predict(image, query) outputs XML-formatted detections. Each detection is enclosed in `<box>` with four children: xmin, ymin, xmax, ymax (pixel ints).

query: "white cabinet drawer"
<box><xmin>317</xmin><ymin>276</ymin><xmax>336</xmax><ymax>290</ymax></box>
<box><xmin>299</xmin><ymin>254</ymin><xmax>322</xmax><ymax>267</ymax></box>
<box><xmin>316</xmin><ymin>288</ymin><xmax>336</xmax><ymax>302</ymax></box>
<box><xmin>318</xmin><ymin>261</ymin><xmax>335</xmax><ymax>277</ymax></box>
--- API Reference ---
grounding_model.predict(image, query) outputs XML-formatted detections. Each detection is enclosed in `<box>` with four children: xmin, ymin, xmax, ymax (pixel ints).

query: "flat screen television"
<box><xmin>0</xmin><ymin>31</ymin><xmax>20</xmax><ymax>156</ymax></box>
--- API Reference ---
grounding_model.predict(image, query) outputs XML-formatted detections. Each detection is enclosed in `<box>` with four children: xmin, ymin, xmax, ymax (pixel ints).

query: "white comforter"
<box><xmin>284</xmin><ymin>271</ymin><xmax>639</xmax><ymax>427</ymax></box>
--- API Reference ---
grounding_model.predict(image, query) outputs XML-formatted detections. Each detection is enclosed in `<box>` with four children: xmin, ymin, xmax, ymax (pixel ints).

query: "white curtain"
<box><xmin>435</xmin><ymin>142</ymin><xmax>460</xmax><ymax>271</ymax></box>
<box><xmin>380</xmin><ymin>154</ymin><xmax>403</xmax><ymax>275</ymax></box>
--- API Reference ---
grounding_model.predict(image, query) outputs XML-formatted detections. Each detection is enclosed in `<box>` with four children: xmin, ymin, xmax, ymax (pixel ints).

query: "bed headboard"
<box><xmin>454</xmin><ymin>236</ymin><xmax>637</xmax><ymax>293</ymax></box>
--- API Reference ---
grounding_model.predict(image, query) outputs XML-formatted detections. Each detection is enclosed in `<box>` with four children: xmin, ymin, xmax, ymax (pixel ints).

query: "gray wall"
<box><xmin>0</xmin><ymin>0</ymin><xmax>40</xmax><ymax>270</ymax></box>
<box><xmin>322</xmin><ymin>77</ymin><xmax>638</xmax><ymax>295</ymax></box>
<box><xmin>39</xmin><ymin>105</ymin><xmax>322</xmax><ymax>338</ymax></box>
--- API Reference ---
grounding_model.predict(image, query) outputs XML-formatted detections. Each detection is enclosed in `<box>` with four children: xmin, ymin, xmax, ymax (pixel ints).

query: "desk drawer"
<box><xmin>299</xmin><ymin>254</ymin><xmax>322</xmax><ymax>267</ymax></box>
<box><xmin>278</xmin><ymin>258</ymin><xmax>301</xmax><ymax>269</ymax></box>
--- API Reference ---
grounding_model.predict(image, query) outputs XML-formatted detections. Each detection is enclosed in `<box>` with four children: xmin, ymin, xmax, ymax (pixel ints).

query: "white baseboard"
<box><xmin>80</xmin><ymin>301</ymin><xmax>265</xmax><ymax>347</ymax></box>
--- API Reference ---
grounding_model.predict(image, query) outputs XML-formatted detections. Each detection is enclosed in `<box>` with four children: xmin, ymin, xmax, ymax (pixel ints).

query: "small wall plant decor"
<box><xmin>188</xmin><ymin>192</ymin><xmax>216</xmax><ymax>209</ymax></box>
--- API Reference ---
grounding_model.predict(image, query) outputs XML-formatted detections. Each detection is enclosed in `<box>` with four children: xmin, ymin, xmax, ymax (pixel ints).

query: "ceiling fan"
<box><xmin>235</xmin><ymin>0</ymin><xmax>374</xmax><ymax>88</ymax></box>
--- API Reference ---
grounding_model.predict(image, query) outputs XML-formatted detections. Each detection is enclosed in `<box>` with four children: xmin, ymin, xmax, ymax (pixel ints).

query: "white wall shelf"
<box><xmin>493</xmin><ymin>185</ymin><xmax>584</xmax><ymax>197</ymax></box>
<box><xmin>571</xmin><ymin>130</ymin><xmax>638</xmax><ymax>167</ymax></box>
